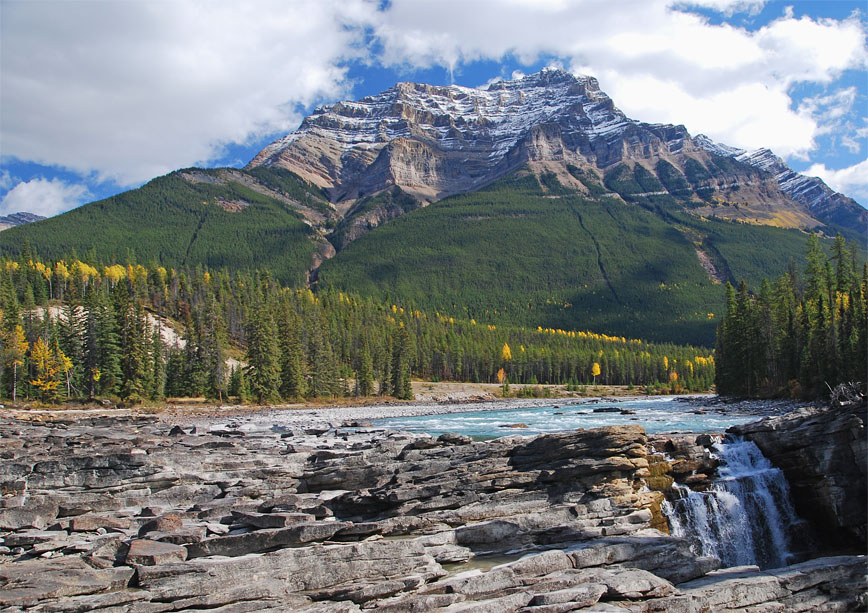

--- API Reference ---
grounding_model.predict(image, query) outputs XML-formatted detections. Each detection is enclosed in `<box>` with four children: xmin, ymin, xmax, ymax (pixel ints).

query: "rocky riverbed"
<box><xmin>0</xmin><ymin>400</ymin><xmax>865</xmax><ymax>612</ymax></box>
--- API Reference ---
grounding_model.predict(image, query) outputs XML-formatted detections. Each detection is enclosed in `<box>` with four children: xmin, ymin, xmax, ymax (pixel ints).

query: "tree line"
<box><xmin>0</xmin><ymin>247</ymin><xmax>716</xmax><ymax>404</ymax></box>
<box><xmin>715</xmin><ymin>234</ymin><xmax>867</xmax><ymax>398</ymax></box>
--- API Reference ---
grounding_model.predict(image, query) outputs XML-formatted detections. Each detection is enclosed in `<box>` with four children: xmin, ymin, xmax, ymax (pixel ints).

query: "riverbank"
<box><xmin>0</xmin><ymin>381</ymin><xmax>692</xmax><ymax>423</ymax></box>
<box><xmin>2</xmin><ymin>380</ymin><xmax>819</xmax><ymax>430</ymax></box>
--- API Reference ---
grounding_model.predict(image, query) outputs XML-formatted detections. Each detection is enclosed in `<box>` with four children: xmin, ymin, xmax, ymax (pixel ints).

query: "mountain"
<box><xmin>693</xmin><ymin>137</ymin><xmax>867</xmax><ymax>240</ymax></box>
<box><xmin>0</xmin><ymin>211</ymin><xmax>45</xmax><ymax>231</ymax></box>
<box><xmin>1</xmin><ymin>69</ymin><xmax>864</xmax><ymax>345</ymax></box>
<box><xmin>248</xmin><ymin>68</ymin><xmax>861</xmax><ymax>242</ymax></box>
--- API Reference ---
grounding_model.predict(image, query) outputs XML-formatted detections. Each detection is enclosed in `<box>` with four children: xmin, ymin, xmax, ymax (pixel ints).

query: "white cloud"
<box><xmin>674</xmin><ymin>0</ymin><xmax>766</xmax><ymax>16</ymax></box>
<box><xmin>806</xmin><ymin>159</ymin><xmax>868</xmax><ymax>206</ymax></box>
<box><xmin>2</xmin><ymin>0</ymin><xmax>866</xmax><ymax>190</ymax></box>
<box><xmin>375</xmin><ymin>0</ymin><xmax>868</xmax><ymax>159</ymax></box>
<box><xmin>841</xmin><ymin>134</ymin><xmax>861</xmax><ymax>154</ymax></box>
<box><xmin>1</xmin><ymin>0</ymin><xmax>379</xmax><ymax>186</ymax></box>
<box><xmin>0</xmin><ymin>179</ymin><xmax>92</xmax><ymax>217</ymax></box>
<box><xmin>798</xmin><ymin>88</ymin><xmax>857</xmax><ymax>127</ymax></box>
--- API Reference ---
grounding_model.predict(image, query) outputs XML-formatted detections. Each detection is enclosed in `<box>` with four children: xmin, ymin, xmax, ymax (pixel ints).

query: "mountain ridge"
<box><xmin>248</xmin><ymin>68</ymin><xmax>863</xmax><ymax>241</ymax></box>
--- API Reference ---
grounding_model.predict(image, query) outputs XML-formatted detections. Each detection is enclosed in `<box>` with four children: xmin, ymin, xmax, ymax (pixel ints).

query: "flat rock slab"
<box><xmin>528</xmin><ymin>583</ymin><xmax>608</xmax><ymax>607</ymax></box>
<box><xmin>126</xmin><ymin>538</ymin><xmax>188</xmax><ymax>566</ymax></box>
<box><xmin>70</xmin><ymin>513</ymin><xmax>133</xmax><ymax>532</ymax></box>
<box><xmin>0</xmin><ymin>557</ymin><xmax>134</xmax><ymax>608</ymax></box>
<box><xmin>0</xmin><ymin>502</ymin><xmax>59</xmax><ymax>530</ymax></box>
<box><xmin>186</xmin><ymin>521</ymin><xmax>348</xmax><ymax>558</ymax></box>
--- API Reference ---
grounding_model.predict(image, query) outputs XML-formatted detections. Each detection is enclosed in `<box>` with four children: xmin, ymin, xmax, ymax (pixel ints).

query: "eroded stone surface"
<box><xmin>0</xmin><ymin>412</ymin><xmax>864</xmax><ymax>611</ymax></box>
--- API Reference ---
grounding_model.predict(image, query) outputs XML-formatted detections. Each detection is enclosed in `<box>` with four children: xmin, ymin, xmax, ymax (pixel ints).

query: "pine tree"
<box><xmin>379</xmin><ymin>334</ymin><xmax>392</xmax><ymax>396</ymax></box>
<box><xmin>85</xmin><ymin>292</ymin><xmax>122</xmax><ymax>398</ymax></box>
<box><xmin>120</xmin><ymin>301</ymin><xmax>150</xmax><ymax>402</ymax></box>
<box><xmin>150</xmin><ymin>327</ymin><xmax>166</xmax><ymax>400</ymax></box>
<box><xmin>307</xmin><ymin>316</ymin><xmax>338</xmax><ymax>398</ymax></box>
<box><xmin>57</xmin><ymin>303</ymin><xmax>85</xmax><ymax>398</ymax></box>
<box><xmin>277</xmin><ymin>304</ymin><xmax>305</xmax><ymax>399</ymax></box>
<box><xmin>245</xmin><ymin>302</ymin><xmax>280</xmax><ymax>403</ymax></box>
<box><xmin>358</xmin><ymin>340</ymin><xmax>374</xmax><ymax>397</ymax></box>
<box><xmin>228</xmin><ymin>364</ymin><xmax>250</xmax><ymax>402</ymax></box>
<box><xmin>391</xmin><ymin>325</ymin><xmax>412</xmax><ymax>400</ymax></box>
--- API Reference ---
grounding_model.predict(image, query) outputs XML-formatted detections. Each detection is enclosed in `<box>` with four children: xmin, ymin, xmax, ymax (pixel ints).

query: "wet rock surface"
<box><xmin>0</xmin><ymin>414</ymin><xmax>863</xmax><ymax>611</ymax></box>
<box><xmin>729</xmin><ymin>401</ymin><xmax>867</xmax><ymax>551</ymax></box>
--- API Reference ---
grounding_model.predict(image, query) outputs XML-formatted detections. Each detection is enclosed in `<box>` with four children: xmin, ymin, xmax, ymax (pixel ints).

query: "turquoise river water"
<box><xmin>370</xmin><ymin>397</ymin><xmax>756</xmax><ymax>437</ymax></box>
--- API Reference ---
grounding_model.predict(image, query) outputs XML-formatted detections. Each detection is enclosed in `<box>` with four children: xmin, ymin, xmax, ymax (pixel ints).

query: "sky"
<box><xmin>1</xmin><ymin>0</ymin><xmax>866</xmax><ymax>218</ymax></box>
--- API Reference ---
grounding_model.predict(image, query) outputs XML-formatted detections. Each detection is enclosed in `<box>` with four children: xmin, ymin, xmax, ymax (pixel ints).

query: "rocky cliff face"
<box><xmin>696</xmin><ymin>141</ymin><xmax>868</xmax><ymax>233</ymax></box>
<box><xmin>250</xmin><ymin>70</ymin><xmax>636</xmax><ymax>202</ymax></box>
<box><xmin>1</xmin><ymin>414</ymin><xmax>865</xmax><ymax>611</ymax></box>
<box><xmin>248</xmin><ymin>69</ymin><xmax>861</xmax><ymax>241</ymax></box>
<box><xmin>729</xmin><ymin>402</ymin><xmax>867</xmax><ymax>552</ymax></box>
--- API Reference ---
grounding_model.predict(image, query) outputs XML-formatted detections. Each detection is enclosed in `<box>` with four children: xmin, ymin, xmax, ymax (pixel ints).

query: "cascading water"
<box><xmin>663</xmin><ymin>436</ymin><xmax>810</xmax><ymax>570</ymax></box>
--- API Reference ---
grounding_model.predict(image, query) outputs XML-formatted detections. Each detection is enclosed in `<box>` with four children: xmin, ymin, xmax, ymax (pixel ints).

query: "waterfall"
<box><xmin>662</xmin><ymin>436</ymin><xmax>809</xmax><ymax>569</ymax></box>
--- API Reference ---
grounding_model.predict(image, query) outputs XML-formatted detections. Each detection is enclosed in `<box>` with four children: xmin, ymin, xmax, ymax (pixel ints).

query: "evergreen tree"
<box><xmin>120</xmin><ymin>301</ymin><xmax>150</xmax><ymax>402</ymax></box>
<box><xmin>277</xmin><ymin>303</ymin><xmax>305</xmax><ymax>399</ymax></box>
<box><xmin>85</xmin><ymin>292</ymin><xmax>122</xmax><ymax>398</ymax></box>
<box><xmin>716</xmin><ymin>235</ymin><xmax>866</xmax><ymax>399</ymax></box>
<box><xmin>358</xmin><ymin>339</ymin><xmax>375</xmax><ymax>397</ymax></box>
<box><xmin>307</xmin><ymin>315</ymin><xmax>338</xmax><ymax>398</ymax></box>
<box><xmin>150</xmin><ymin>327</ymin><xmax>166</xmax><ymax>400</ymax></box>
<box><xmin>57</xmin><ymin>303</ymin><xmax>85</xmax><ymax>398</ymax></box>
<box><xmin>228</xmin><ymin>364</ymin><xmax>250</xmax><ymax>402</ymax></box>
<box><xmin>245</xmin><ymin>301</ymin><xmax>280</xmax><ymax>403</ymax></box>
<box><xmin>391</xmin><ymin>325</ymin><xmax>412</xmax><ymax>400</ymax></box>
<box><xmin>379</xmin><ymin>334</ymin><xmax>392</xmax><ymax>396</ymax></box>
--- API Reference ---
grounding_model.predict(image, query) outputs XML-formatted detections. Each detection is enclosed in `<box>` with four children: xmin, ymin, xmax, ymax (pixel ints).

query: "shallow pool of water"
<box><xmin>370</xmin><ymin>397</ymin><xmax>754</xmax><ymax>437</ymax></box>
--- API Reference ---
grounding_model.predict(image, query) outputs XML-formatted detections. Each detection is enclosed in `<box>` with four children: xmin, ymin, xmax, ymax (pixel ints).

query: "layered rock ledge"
<box><xmin>0</xmin><ymin>414</ymin><xmax>864</xmax><ymax>611</ymax></box>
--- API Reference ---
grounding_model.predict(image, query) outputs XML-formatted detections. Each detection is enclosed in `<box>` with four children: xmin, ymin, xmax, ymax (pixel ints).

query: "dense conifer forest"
<box><xmin>318</xmin><ymin>171</ymin><xmax>845</xmax><ymax>346</ymax></box>
<box><xmin>0</xmin><ymin>247</ymin><xmax>715</xmax><ymax>404</ymax></box>
<box><xmin>715</xmin><ymin>234</ymin><xmax>867</xmax><ymax>399</ymax></box>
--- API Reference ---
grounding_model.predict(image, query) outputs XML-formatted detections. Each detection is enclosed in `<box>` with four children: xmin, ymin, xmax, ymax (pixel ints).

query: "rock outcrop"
<box><xmin>0</xmin><ymin>414</ymin><xmax>864</xmax><ymax>611</ymax></box>
<box><xmin>729</xmin><ymin>402</ymin><xmax>868</xmax><ymax>551</ymax></box>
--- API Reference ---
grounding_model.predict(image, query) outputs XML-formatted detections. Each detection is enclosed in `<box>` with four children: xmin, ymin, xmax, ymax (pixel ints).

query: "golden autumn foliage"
<box><xmin>29</xmin><ymin>338</ymin><xmax>72</xmax><ymax>402</ymax></box>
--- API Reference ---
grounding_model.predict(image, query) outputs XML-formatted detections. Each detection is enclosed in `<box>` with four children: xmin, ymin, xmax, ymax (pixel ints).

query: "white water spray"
<box><xmin>663</xmin><ymin>436</ymin><xmax>807</xmax><ymax>569</ymax></box>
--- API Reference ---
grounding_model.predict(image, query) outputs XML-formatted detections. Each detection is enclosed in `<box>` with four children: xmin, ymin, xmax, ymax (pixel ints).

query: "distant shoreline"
<box><xmin>2</xmin><ymin>380</ymin><xmax>818</xmax><ymax>430</ymax></box>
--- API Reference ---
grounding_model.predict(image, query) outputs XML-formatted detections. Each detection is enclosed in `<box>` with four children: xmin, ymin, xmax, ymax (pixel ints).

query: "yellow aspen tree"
<box><xmin>592</xmin><ymin>362</ymin><xmax>601</xmax><ymax>385</ymax></box>
<box><xmin>29</xmin><ymin>338</ymin><xmax>72</xmax><ymax>403</ymax></box>
<box><xmin>497</xmin><ymin>367</ymin><xmax>509</xmax><ymax>396</ymax></box>
<box><xmin>501</xmin><ymin>342</ymin><xmax>512</xmax><ymax>361</ymax></box>
<box><xmin>1</xmin><ymin>325</ymin><xmax>28</xmax><ymax>402</ymax></box>
<box><xmin>30</xmin><ymin>338</ymin><xmax>61</xmax><ymax>402</ymax></box>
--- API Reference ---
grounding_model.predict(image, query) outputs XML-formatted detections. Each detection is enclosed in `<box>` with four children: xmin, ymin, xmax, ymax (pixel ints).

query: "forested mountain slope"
<box><xmin>0</xmin><ymin>167</ymin><xmax>334</xmax><ymax>287</ymax></box>
<box><xmin>318</xmin><ymin>170</ymin><xmax>828</xmax><ymax>346</ymax></box>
